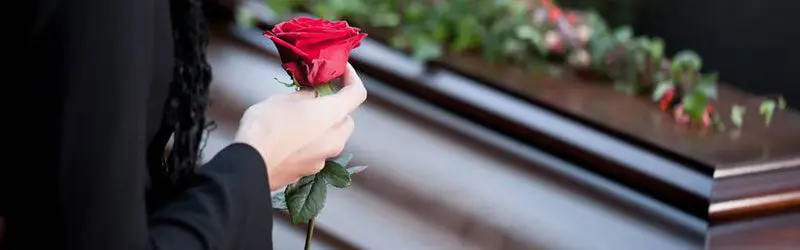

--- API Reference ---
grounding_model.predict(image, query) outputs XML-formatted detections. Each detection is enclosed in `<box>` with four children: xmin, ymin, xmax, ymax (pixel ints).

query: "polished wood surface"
<box><xmin>214</xmin><ymin>4</ymin><xmax>799</xmax><ymax>247</ymax></box>
<box><xmin>708</xmin><ymin>212</ymin><xmax>800</xmax><ymax>249</ymax></box>
<box><xmin>350</xmin><ymin>24</ymin><xmax>800</xmax><ymax>222</ymax></box>
<box><xmin>437</xmin><ymin>51</ymin><xmax>800</xmax><ymax>173</ymax></box>
<box><xmin>205</xmin><ymin>27</ymin><xmax>706</xmax><ymax>249</ymax></box>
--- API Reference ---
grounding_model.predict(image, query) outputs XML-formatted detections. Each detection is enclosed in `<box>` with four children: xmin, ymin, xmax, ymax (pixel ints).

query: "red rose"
<box><xmin>264</xmin><ymin>17</ymin><xmax>368</xmax><ymax>87</ymax></box>
<box><xmin>659</xmin><ymin>87</ymin><xmax>676</xmax><ymax>111</ymax></box>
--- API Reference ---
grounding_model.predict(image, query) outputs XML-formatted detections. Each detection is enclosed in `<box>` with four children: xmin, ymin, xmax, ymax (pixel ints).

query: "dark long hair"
<box><xmin>147</xmin><ymin>0</ymin><xmax>213</xmax><ymax>212</ymax></box>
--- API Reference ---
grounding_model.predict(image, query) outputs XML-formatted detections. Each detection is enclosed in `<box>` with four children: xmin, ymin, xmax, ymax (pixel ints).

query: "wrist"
<box><xmin>234</xmin><ymin>129</ymin><xmax>283</xmax><ymax>191</ymax></box>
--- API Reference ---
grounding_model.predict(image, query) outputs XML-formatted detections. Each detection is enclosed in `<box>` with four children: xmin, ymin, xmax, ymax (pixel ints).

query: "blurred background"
<box><xmin>200</xmin><ymin>0</ymin><xmax>798</xmax><ymax>249</ymax></box>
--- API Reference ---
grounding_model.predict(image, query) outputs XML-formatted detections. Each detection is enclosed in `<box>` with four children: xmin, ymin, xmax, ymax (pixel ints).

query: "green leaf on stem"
<box><xmin>516</xmin><ymin>25</ymin><xmax>546</xmax><ymax>55</ymax></box>
<box><xmin>695</xmin><ymin>74</ymin><xmax>718</xmax><ymax>99</ymax></box>
<box><xmin>275</xmin><ymin>77</ymin><xmax>295</xmax><ymax>87</ymax></box>
<box><xmin>272</xmin><ymin>191</ymin><xmax>288</xmax><ymax>210</ymax></box>
<box><xmin>286</xmin><ymin>174</ymin><xmax>328</xmax><ymax>224</ymax></box>
<box><xmin>332</xmin><ymin>153</ymin><xmax>354</xmax><ymax>167</ymax></box>
<box><xmin>347</xmin><ymin>165</ymin><xmax>369</xmax><ymax>175</ymax></box>
<box><xmin>589</xmin><ymin>36</ymin><xmax>614</xmax><ymax>67</ymax></box>
<box><xmin>760</xmin><ymin>100</ymin><xmax>777</xmax><ymax>126</ymax></box>
<box><xmin>671</xmin><ymin>50</ymin><xmax>702</xmax><ymax>72</ymax></box>
<box><xmin>731</xmin><ymin>105</ymin><xmax>746</xmax><ymax>128</ymax></box>
<box><xmin>651</xmin><ymin>81</ymin><xmax>674</xmax><ymax>102</ymax></box>
<box><xmin>322</xmin><ymin>160</ymin><xmax>351</xmax><ymax>188</ymax></box>
<box><xmin>778</xmin><ymin>96</ymin><xmax>787</xmax><ymax>110</ymax></box>
<box><xmin>649</xmin><ymin>37</ymin><xmax>665</xmax><ymax>60</ymax></box>
<box><xmin>453</xmin><ymin>17</ymin><xmax>481</xmax><ymax>51</ymax></box>
<box><xmin>682</xmin><ymin>91</ymin><xmax>710</xmax><ymax>121</ymax></box>
<box><xmin>613</xmin><ymin>26</ymin><xmax>633</xmax><ymax>41</ymax></box>
<box><xmin>515</xmin><ymin>25</ymin><xmax>539</xmax><ymax>42</ymax></box>
<box><xmin>431</xmin><ymin>23</ymin><xmax>450</xmax><ymax>43</ymax></box>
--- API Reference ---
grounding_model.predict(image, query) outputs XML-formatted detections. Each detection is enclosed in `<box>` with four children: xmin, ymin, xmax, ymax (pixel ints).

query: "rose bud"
<box><xmin>264</xmin><ymin>17</ymin><xmax>368</xmax><ymax>88</ymax></box>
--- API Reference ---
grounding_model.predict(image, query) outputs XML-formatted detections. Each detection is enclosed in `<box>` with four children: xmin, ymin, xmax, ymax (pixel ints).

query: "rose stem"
<box><xmin>304</xmin><ymin>217</ymin><xmax>316</xmax><ymax>250</ymax></box>
<box><xmin>305</xmin><ymin>81</ymin><xmax>334</xmax><ymax>250</ymax></box>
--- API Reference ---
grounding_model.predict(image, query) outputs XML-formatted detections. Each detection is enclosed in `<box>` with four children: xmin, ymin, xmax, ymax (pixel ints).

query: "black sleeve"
<box><xmin>0</xmin><ymin>0</ymin><xmax>274</xmax><ymax>249</ymax></box>
<box><xmin>149</xmin><ymin>144</ymin><xmax>274</xmax><ymax>250</ymax></box>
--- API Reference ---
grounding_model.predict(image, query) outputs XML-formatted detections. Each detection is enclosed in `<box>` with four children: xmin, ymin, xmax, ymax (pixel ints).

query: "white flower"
<box><xmin>576</xmin><ymin>25</ymin><xmax>592</xmax><ymax>43</ymax></box>
<box><xmin>545</xmin><ymin>30</ymin><xmax>562</xmax><ymax>49</ymax></box>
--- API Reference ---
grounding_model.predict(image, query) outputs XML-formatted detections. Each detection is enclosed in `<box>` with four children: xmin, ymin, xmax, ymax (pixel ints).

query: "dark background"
<box><xmin>561</xmin><ymin>0</ymin><xmax>800</xmax><ymax>108</ymax></box>
<box><xmin>635</xmin><ymin>0</ymin><xmax>800</xmax><ymax>108</ymax></box>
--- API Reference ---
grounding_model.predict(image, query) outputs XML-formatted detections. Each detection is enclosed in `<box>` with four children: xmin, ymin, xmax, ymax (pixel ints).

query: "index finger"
<box><xmin>311</xmin><ymin>63</ymin><xmax>367</xmax><ymax>120</ymax></box>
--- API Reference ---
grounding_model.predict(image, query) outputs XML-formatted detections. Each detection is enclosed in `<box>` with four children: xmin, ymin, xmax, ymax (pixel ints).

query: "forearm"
<box><xmin>148</xmin><ymin>143</ymin><xmax>273</xmax><ymax>249</ymax></box>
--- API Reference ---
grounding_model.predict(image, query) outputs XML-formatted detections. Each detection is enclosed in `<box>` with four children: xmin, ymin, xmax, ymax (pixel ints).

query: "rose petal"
<box><xmin>267</xmin><ymin>18</ymin><xmax>368</xmax><ymax>87</ymax></box>
<box><xmin>305</xmin><ymin>59</ymin><xmax>331</xmax><ymax>86</ymax></box>
<box><xmin>292</xmin><ymin>33</ymin><xmax>356</xmax><ymax>57</ymax></box>
<box><xmin>269</xmin><ymin>35</ymin><xmax>310</xmax><ymax>62</ymax></box>
<box><xmin>284</xmin><ymin>61</ymin><xmax>310</xmax><ymax>85</ymax></box>
<box><xmin>275</xmin><ymin>31</ymin><xmax>337</xmax><ymax>45</ymax></box>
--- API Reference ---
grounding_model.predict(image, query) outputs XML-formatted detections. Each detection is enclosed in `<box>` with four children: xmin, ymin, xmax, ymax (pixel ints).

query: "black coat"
<box><xmin>0</xmin><ymin>0</ymin><xmax>274</xmax><ymax>249</ymax></box>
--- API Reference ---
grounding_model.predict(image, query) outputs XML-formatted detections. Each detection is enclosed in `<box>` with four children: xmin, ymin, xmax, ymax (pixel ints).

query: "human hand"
<box><xmin>235</xmin><ymin>64</ymin><xmax>367</xmax><ymax>191</ymax></box>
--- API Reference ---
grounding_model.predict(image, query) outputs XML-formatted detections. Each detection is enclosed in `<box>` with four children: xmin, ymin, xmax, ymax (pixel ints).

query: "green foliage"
<box><xmin>285</xmin><ymin>174</ymin><xmax>327</xmax><ymax>224</ymax></box>
<box><xmin>322</xmin><ymin>160</ymin><xmax>351</xmax><ymax>188</ymax></box>
<box><xmin>267</xmin><ymin>0</ymin><xmax>295</xmax><ymax>17</ymax></box>
<box><xmin>682</xmin><ymin>91</ymin><xmax>710</xmax><ymax>122</ymax></box>
<box><xmin>651</xmin><ymin>81</ymin><xmax>674</xmax><ymax>101</ymax></box>
<box><xmin>671</xmin><ymin>50</ymin><xmax>703</xmax><ymax>73</ymax></box>
<box><xmin>267</xmin><ymin>0</ymin><xmax>785</xmax><ymax>128</ymax></box>
<box><xmin>760</xmin><ymin>100</ymin><xmax>776</xmax><ymax>126</ymax></box>
<box><xmin>731</xmin><ymin>105</ymin><xmax>746</xmax><ymax>128</ymax></box>
<box><xmin>279</xmin><ymin>153</ymin><xmax>367</xmax><ymax>223</ymax></box>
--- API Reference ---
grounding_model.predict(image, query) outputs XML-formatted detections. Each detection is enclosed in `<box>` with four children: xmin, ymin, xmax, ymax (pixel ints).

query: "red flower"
<box><xmin>672</xmin><ymin>104</ymin><xmax>714</xmax><ymax>127</ymax></box>
<box><xmin>548</xmin><ymin>8</ymin><xmax>563</xmax><ymax>22</ymax></box>
<box><xmin>264</xmin><ymin>17</ymin><xmax>368</xmax><ymax>87</ymax></box>
<box><xmin>659</xmin><ymin>87</ymin><xmax>676</xmax><ymax>111</ymax></box>
<box><xmin>673</xmin><ymin>105</ymin><xmax>691</xmax><ymax>125</ymax></box>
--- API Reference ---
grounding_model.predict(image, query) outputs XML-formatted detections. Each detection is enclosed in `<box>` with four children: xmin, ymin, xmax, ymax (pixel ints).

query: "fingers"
<box><xmin>323</xmin><ymin>116</ymin><xmax>355</xmax><ymax>158</ymax></box>
<box><xmin>303</xmin><ymin>161</ymin><xmax>326</xmax><ymax>177</ymax></box>
<box><xmin>285</xmin><ymin>90</ymin><xmax>316</xmax><ymax>100</ymax></box>
<box><xmin>293</xmin><ymin>115</ymin><xmax>355</xmax><ymax>177</ymax></box>
<box><xmin>311</xmin><ymin>64</ymin><xmax>367</xmax><ymax>123</ymax></box>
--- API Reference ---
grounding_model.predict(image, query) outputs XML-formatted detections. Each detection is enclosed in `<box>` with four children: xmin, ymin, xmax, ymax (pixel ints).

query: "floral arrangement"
<box><xmin>263</xmin><ymin>17</ymin><xmax>368</xmax><ymax>249</ymax></box>
<box><xmin>267</xmin><ymin>0</ymin><xmax>787</xmax><ymax>130</ymax></box>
